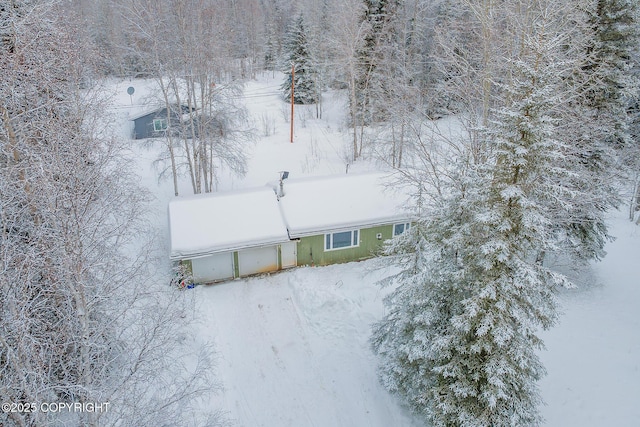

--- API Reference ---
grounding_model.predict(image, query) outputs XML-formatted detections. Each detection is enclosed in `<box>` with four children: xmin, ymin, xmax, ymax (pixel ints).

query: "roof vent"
<box><xmin>278</xmin><ymin>171</ymin><xmax>289</xmax><ymax>198</ymax></box>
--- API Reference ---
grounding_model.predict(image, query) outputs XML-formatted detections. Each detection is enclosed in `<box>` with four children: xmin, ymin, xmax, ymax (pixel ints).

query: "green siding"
<box><xmin>296</xmin><ymin>224</ymin><xmax>394</xmax><ymax>266</ymax></box>
<box><xmin>176</xmin><ymin>223</ymin><xmax>407</xmax><ymax>282</ymax></box>
<box><xmin>277</xmin><ymin>245</ymin><xmax>282</xmax><ymax>269</ymax></box>
<box><xmin>180</xmin><ymin>259</ymin><xmax>193</xmax><ymax>276</ymax></box>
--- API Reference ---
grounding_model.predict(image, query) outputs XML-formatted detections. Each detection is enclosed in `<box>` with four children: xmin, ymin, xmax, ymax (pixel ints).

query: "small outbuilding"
<box><xmin>130</xmin><ymin>104</ymin><xmax>191</xmax><ymax>140</ymax></box>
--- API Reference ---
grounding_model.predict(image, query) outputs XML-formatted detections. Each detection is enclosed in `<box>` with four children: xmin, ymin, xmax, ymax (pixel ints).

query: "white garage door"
<box><xmin>238</xmin><ymin>246</ymin><xmax>278</xmax><ymax>277</ymax></box>
<box><xmin>191</xmin><ymin>252</ymin><xmax>234</xmax><ymax>282</ymax></box>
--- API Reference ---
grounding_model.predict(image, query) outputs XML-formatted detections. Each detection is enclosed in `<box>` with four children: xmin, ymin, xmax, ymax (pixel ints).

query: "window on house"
<box><xmin>325</xmin><ymin>230</ymin><xmax>359</xmax><ymax>251</ymax></box>
<box><xmin>393</xmin><ymin>222</ymin><xmax>411</xmax><ymax>236</ymax></box>
<box><xmin>153</xmin><ymin>118</ymin><xmax>168</xmax><ymax>132</ymax></box>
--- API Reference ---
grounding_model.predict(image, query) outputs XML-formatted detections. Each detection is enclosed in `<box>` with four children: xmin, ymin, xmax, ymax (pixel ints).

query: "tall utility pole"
<box><xmin>290</xmin><ymin>63</ymin><xmax>295</xmax><ymax>143</ymax></box>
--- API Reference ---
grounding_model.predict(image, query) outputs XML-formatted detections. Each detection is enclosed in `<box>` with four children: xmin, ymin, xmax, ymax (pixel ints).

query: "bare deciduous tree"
<box><xmin>120</xmin><ymin>0</ymin><xmax>252</xmax><ymax>195</ymax></box>
<box><xmin>1</xmin><ymin>3</ymin><xmax>221</xmax><ymax>426</ymax></box>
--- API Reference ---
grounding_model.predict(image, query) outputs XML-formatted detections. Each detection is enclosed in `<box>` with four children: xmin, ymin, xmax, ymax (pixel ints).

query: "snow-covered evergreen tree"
<box><xmin>281</xmin><ymin>15</ymin><xmax>318</xmax><ymax>104</ymax></box>
<box><xmin>585</xmin><ymin>0</ymin><xmax>639</xmax><ymax>143</ymax></box>
<box><xmin>585</xmin><ymin>0</ymin><xmax>640</xmax><ymax>221</ymax></box>
<box><xmin>549</xmin><ymin>0</ymin><xmax>639</xmax><ymax>259</ymax></box>
<box><xmin>264</xmin><ymin>28</ymin><xmax>278</xmax><ymax>71</ymax></box>
<box><xmin>629</xmin><ymin>50</ymin><xmax>640</xmax><ymax>220</ymax></box>
<box><xmin>353</xmin><ymin>0</ymin><xmax>401</xmax><ymax>125</ymax></box>
<box><xmin>373</xmin><ymin>15</ymin><xmax>576</xmax><ymax>426</ymax></box>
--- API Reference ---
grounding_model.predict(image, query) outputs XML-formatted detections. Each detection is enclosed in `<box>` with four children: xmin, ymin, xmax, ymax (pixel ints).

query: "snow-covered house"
<box><xmin>168</xmin><ymin>172</ymin><xmax>412</xmax><ymax>283</ymax></box>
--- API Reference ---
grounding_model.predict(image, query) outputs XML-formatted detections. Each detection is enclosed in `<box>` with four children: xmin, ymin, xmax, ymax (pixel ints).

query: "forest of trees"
<box><xmin>1</xmin><ymin>0</ymin><xmax>638</xmax><ymax>426</ymax></box>
<box><xmin>1</xmin><ymin>1</ymin><xmax>223</xmax><ymax>426</ymax></box>
<box><xmin>369</xmin><ymin>0</ymin><xmax>639</xmax><ymax>426</ymax></box>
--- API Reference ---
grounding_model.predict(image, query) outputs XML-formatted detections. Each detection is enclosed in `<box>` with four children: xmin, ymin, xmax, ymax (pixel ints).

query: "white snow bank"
<box><xmin>168</xmin><ymin>186</ymin><xmax>289</xmax><ymax>260</ymax></box>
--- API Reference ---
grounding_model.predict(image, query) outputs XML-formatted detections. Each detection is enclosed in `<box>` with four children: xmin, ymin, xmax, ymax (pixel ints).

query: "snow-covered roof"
<box><xmin>169</xmin><ymin>172</ymin><xmax>413</xmax><ymax>260</ymax></box>
<box><xmin>129</xmin><ymin>104</ymin><xmax>194</xmax><ymax>121</ymax></box>
<box><xmin>128</xmin><ymin>105</ymin><xmax>165</xmax><ymax>121</ymax></box>
<box><xmin>275</xmin><ymin>172</ymin><xmax>412</xmax><ymax>238</ymax></box>
<box><xmin>168</xmin><ymin>187</ymin><xmax>290</xmax><ymax>260</ymax></box>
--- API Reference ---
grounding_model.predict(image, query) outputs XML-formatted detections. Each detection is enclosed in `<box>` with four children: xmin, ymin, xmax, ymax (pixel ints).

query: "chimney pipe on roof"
<box><xmin>278</xmin><ymin>171</ymin><xmax>289</xmax><ymax>198</ymax></box>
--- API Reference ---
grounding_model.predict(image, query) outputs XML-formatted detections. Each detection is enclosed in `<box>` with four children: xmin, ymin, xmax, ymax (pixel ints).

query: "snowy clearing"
<box><xmin>196</xmin><ymin>263</ymin><xmax>420</xmax><ymax>427</ymax></box>
<box><xmin>189</xmin><ymin>209</ymin><xmax>640</xmax><ymax>427</ymax></box>
<box><xmin>539</xmin><ymin>212</ymin><xmax>640</xmax><ymax>426</ymax></box>
<box><xmin>112</xmin><ymin>73</ymin><xmax>640</xmax><ymax>426</ymax></box>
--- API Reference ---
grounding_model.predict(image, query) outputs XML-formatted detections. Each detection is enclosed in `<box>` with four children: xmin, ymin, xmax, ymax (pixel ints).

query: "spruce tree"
<box><xmin>373</xmin><ymin>20</ymin><xmax>575</xmax><ymax>427</ymax></box>
<box><xmin>264</xmin><ymin>23</ymin><xmax>278</xmax><ymax>72</ymax></box>
<box><xmin>353</xmin><ymin>0</ymin><xmax>401</xmax><ymax>125</ymax></box>
<box><xmin>585</xmin><ymin>0</ymin><xmax>639</xmax><ymax>143</ymax></box>
<box><xmin>281</xmin><ymin>15</ymin><xmax>318</xmax><ymax>105</ymax></box>
<box><xmin>552</xmin><ymin>0</ymin><xmax>639</xmax><ymax>260</ymax></box>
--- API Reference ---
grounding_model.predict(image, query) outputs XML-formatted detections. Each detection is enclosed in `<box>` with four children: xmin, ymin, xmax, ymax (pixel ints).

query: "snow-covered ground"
<box><xmin>196</xmin><ymin>263</ymin><xmax>420</xmax><ymax>426</ymax></box>
<box><xmin>109</xmin><ymin>73</ymin><xmax>640</xmax><ymax>426</ymax></box>
<box><xmin>539</xmin><ymin>212</ymin><xmax>640</xmax><ymax>426</ymax></box>
<box><xmin>195</xmin><ymin>212</ymin><xmax>640</xmax><ymax>427</ymax></box>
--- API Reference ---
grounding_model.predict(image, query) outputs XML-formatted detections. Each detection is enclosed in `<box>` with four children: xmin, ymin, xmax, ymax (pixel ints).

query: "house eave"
<box><xmin>287</xmin><ymin>216</ymin><xmax>414</xmax><ymax>239</ymax></box>
<box><xmin>129</xmin><ymin>108</ymin><xmax>163</xmax><ymax>121</ymax></box>
<box><xmin>170</xmin><ymin>236</ymin><xmax>292</xmax><ymax>261</ymax></box>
